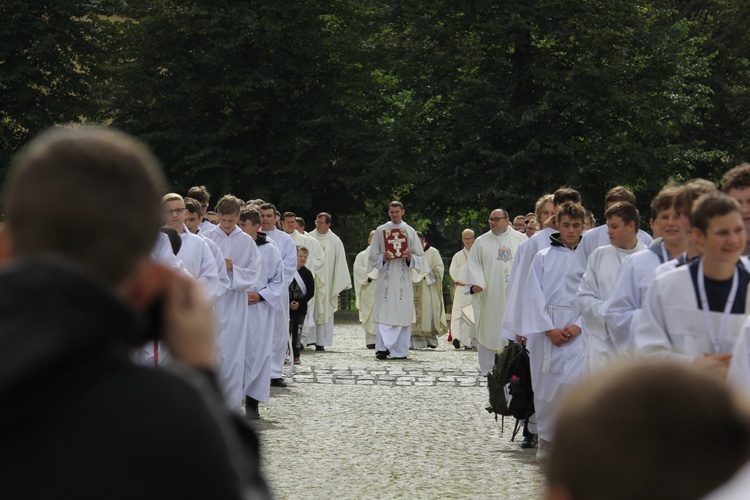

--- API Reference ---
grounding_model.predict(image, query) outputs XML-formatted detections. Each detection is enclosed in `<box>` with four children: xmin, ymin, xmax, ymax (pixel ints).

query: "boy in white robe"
<box><xmin>501</xmin><ymin>189</ymin><xmax>578</xmax><ymax>344</ymax></box>
<box><xmin>603</xmin><ymin>185</ymin><xmax>685</xmax><ymax>352</ymax></box>
<box><xmin>520</xmin><ymin>203</ymin><xmax>586</xmax><ymax>461</ymax></box>
<box><xmin>162</xmin><ymin>194</ymin><xmax>220</xmax><ymax>301</ymax></box>
<box><xmin>259</xmin><ymin>203</ymin><xmax>296</xmax><ymax>385</ymax></box>
<box><xmin>238</xmin><ymin>207</ymin><xmax>284</xmax><ymax>418</ymax></box>
<box><xmin>203</xmin><ymin>195</ymin><xmax>263</xmax><ymax>410</ymax></box>
<box><xmin>635</xmin><ymin>191</ymin><xmax>750</xmax><ymax>379</ymax></box>
<box><xmin>565</xmin><ymin>186</ymin><xmax>652</xmax><ymax>300</ymax></box>
<box><xmin>353</xmin><ymin>231</ymin><xmax>378</xmax><ymax>348</ymax></box>
<box><xmin>368</xmin><ymin>201</ymin><xmax>427</xmax><ymax>359</ymax></box>
<box><xmin>575</xmin><ymin>202</ymin><xmax>647</xmax><ymax>375</ymax></box>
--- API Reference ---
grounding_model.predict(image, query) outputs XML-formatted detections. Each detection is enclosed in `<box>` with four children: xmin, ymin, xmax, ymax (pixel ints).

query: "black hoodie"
<box><xmin>0</xmin><ymin>257</ymin><xmax>269</xmax><ymax>499</ymax></box>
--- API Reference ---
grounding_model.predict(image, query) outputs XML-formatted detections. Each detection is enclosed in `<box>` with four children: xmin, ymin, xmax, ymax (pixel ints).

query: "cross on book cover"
<box><xmin>384</xmin><ymin>228</ymin><xmax>409</xmax><ymax>258</ymax></box>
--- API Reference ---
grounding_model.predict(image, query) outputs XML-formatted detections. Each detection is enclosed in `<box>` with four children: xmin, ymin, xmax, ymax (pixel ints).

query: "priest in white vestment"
<box><xmin>575</xmin><ymin>202</ymin><xmax>647</xmax><ymax>375</ymax></box>
<box><xmin>411</xmin><ymin>234</ymin><xmax>447</xmax><ymax>348</ymax></box>
<box><xmin>448</xmin><ymin>229</ymin><xmax>475</xmax><ymax>348</ymax></box>
<box><xmin>203</xmin><ymin>196</ymin><xmax>262</xmax><ymax>410</ymax></box>
<box><xmin>368</xmin><ymin>201</ymin><xmax>427</xmax><ymax>359</ymax></box>
<box><xmin>459</xmin><ymin>209</ymin><xmax>526</xmax><ymax>375</ymax></box>
<box><xmin>309</xmin><ymin>212</ymin><xmax>352</xmax><ymax>348</ymax></box>
<box><xmin>353</xmin><ymin>231</ymin><xmax>378</xmax><ymax>347</ymax></box>
<box><xmin>520</xmin><ymin>204</ymin><xmax>586</xmax><ymax>460</ymax></box>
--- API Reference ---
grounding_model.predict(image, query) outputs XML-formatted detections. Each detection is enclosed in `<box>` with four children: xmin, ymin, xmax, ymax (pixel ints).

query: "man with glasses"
<box><xmin>459</xmin><ymin>209</ymin><xmax>527</xmax><ymax>375</ymax></box>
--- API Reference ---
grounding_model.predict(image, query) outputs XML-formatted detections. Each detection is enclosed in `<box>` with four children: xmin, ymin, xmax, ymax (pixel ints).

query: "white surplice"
<box><xmin>245</xmin><ymin>237</ymin><xmax>284</xmax><ymax>402</ymax></box>
<box><xmin>603</xmin><ymin>239</ymin><xmax>673</xmax><ymax>353</ymax></box>
<box><xmin>565</xmin><ymin>224</ymin><xmax>653</xmax><ymax>299</ymax></box>
<box><xmin>264</xmin><ymin>228</ymin><xmax>296</xmax><ymax>373</ymax></box>
<box><xmin>521</xmin><ymin>241</ymin><xmax>584</xmax><ymax>443</ymax></box>
<box><xmin>575</xmin><ymin>241</ymin><xmax>646</xmax><ymax>374</ymax></box>
<box><xmin>635</xmin><ymin>262</ymin><xmax>750</xmax><ymax>364</ymax></box>
<box><xmin>500</xmin><ymin>227</ymin><xmax>550</xmax><ymax>342</ymax></box>
<box><xmin>203</xmin><ymin>225</ymin><xmax>262</xmax><ymax>410</ymax></box>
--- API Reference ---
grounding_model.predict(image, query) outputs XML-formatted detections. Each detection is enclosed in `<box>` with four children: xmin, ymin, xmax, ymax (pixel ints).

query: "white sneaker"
<box><xmin>536</xmin><ymin>438</ymin><xmax>551</xmax><ymax>462</ymax></box>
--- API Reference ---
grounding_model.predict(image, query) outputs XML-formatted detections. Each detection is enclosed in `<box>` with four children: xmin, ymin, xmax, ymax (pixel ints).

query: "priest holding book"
<box><xmin>368</xmin><ymin>201</ymin><xmax>427</xmax><ymax>360</ymax></box>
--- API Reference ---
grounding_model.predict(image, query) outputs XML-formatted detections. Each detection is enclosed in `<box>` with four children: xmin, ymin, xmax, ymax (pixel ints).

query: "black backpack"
<box><xmin>486</xmin><ymin>341</ymin><xmax>535</xmax><ymax>440</ymax></box>
<box><xmin>486</xmin><ymin>341</ymin><xmax>522</xmax><ymax>417</ymax></box>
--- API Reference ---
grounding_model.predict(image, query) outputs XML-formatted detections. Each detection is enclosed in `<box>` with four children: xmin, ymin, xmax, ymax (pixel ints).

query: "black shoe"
<box><xmin>244</xmin><ymin>396</ymin><xmax>260</xmax><ymax>420</ymax></box>
<box><xmin>375</xmin><ymin>350</ymin><xmax>388</xmax><ymax>360</ymax></box>
<box><xmin>452</xmin><ymin>338</ymin><xmax>461</xmax><ymax>349</ymax></box>
<box><xmin>270</xmin><ymin>378</ymin><xmax>288</xmax><ymax>388</ymax></box>
<box><xmin>366</xmin><ymin>344</ymin><xmax>376</xmax><ymax>349</ymax></box>
<box><xmin>315</xmin><ymin>345</ymin><xmax>325</xmax><ymax>352</ymax></box>
<box><xmin>521</xmin><ymin>434</ymin><xmax>538</xmax><ymax>449</ymax></box>
<box><xmin>427</xmin><ymin>344</ymin><xmax>437</xmax><ymax>349</ymax></box>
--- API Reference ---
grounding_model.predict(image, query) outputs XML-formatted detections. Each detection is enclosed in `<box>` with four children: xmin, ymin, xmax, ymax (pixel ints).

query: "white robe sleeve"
<box><xmin>603</xmin><ymin>254</ymin><xmax>641</xmax><ymax>353</ymax></box>
<box><xmin>257</xmin><ymin>247</ymin><xmax>285</xmax><ymax>309</ymax></box>
<box><xmin>727</xmin><ymin>317</ymin><xmax>750</xmax><ymax>397</ymax></box>
<box><xmin>229</xmin><ymin>236</ymin><xmax>262</xmax><ymax>292</ymax></box>
<box><xmin>575</xmin><ymin>250</ymin><xmax>608</xmax><ymax>338</ymax></box>
<box><xmin>520</xmin><ymin>254</ymin><xmax>555</xmax><ymax>336</ymax></box>
<box><xmin>634</xmin><ymin>276</ymin><xmax>695</xmax><ymax>363</ymax></box>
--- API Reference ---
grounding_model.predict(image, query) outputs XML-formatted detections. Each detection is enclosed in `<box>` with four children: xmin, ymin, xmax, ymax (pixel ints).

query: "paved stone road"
<box><xmin>254</xmin><ymin>312</ymin><xmax>545</xmax><ymax>499</ymax></box>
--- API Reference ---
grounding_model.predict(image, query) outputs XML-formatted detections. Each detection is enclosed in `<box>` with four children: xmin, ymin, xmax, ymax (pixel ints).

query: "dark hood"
<box><xmin>0</xmin><ymin>256</ymin><xmax>137</xmax><ymax>426</ymax></box>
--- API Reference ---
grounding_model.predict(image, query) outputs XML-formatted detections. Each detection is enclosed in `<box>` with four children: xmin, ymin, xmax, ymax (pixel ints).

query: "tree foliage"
<box><xmin>2</xmin><ymin>0</ymin><xmax>750</xmax><ymax>254</ymax></box>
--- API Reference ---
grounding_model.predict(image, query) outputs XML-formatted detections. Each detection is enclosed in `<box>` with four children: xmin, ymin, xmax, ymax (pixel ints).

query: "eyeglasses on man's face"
<box><xmin>163</xmin><ymin>208</ymin><xmax>185</xmax><ymax>215</ymax></box>
<box><xmin>488</xmin><ymin>217</ymin><xmax>507</xmax><ymax>222</ymax></box>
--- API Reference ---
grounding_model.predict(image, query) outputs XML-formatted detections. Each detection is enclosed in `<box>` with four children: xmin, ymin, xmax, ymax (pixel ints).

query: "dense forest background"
<box><xmin>3</xmin><ymin>0</ymin><xmax>750</xmax><ymax>256</ymax></box>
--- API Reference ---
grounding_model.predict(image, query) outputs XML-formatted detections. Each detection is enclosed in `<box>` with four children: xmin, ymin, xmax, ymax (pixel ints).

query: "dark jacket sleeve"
<box><xmin>299</xmin><ymin>267</ymin><xmax>315</xmax><ymax>307</ymax></box>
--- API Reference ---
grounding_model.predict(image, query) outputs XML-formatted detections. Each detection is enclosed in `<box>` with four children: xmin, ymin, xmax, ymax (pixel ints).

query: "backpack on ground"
<box><xmin>486</xmin><ymin>341</ymin><xmax>535</xmax><ymax>440</ymax></box>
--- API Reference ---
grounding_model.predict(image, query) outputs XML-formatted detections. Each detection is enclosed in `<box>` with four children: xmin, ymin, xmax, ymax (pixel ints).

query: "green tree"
<box><xmin>0</xmin><ymin>1</ymin><xmax>107</xmax><ymax>176</ymax></box>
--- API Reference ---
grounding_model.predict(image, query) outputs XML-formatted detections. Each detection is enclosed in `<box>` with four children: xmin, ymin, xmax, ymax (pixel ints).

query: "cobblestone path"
<box><xmin>254</xmin><ymin>312</ymin><xmax>545</xmax><ymax>499</ymax></box>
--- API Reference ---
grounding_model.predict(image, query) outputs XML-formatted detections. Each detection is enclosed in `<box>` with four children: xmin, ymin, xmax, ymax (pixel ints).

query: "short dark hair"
<box><xmin>605</xmin><ymin>186</ymin><xmax>636</xmax><ymax>206</ymax></box>
<box><xmin>548</xmin><ymin>362</ymin><xmax>750</xmax><ymax>500</ymax></box>
<box><xmin>553</xmin><ymin>187</ymin><xmax>581</xmax><ymax>207</ymax></box>
<box><xmin>691</xmin><ymin>191</ymin><xmax>741</xmax><ymax>234</ymax></box>
<box><xmin>295</xmin><ymin>217</ymin><xmax>305</xmax><ymax>228</ymax></box>
<box><xmin>3</xmin><ymin>126</ymin><xmax>166</xmax><ymax>286</ymax></box>
<box><xmin>317</xmin><ymin>212</ymin><xmax>331</xmax><ymax>224</ymax></box>
<box><xmin>555</xmin><ymin>203</ymin><xmax>586</xmax><ymax>224</ymax></box>
<box><xmin>282</xmin><ymin>211</ymin><xmax>296</xmax><ymax>220</ymax></box>
<box><xmin>605</xmin><ymin>201</ymin><xmax>640</xmax><ymax>228</ymax></box>
<box><xmin>239</xmin><ymin>206</ymin><xmax>261</xmax><ymax>226</ymax></box>
<box><xmin>650</xmin><ymin>182</ymin><xmax>681</xmax><ymax>220</ymax></box>
<box><xmin>184</xmin><ymin>197</ymin><xmax>201</xmax><ymax>216</ymax></box>
<box><xmin>721</xmin><ymin>163</ymin><xmax>750</xmax><ymax>192</ymax></box>
<box><xmin>187</xmin><ymin>185</ymin><xmax>210</xmax><ymax>204</ymax></box>
<box><xmin>673</xmin><ymin>179</ymin><xmax>717</xmax><ymax>218</ymax></box>
<box><xmin>259</xmin><ymin>203</ymin><xmax>276</xmax><ymax>213</ymax></box>
<box><xmin>389</xmin><ymin>201</ymin><xmax>404</xmax><ymax>210</ymax></box>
